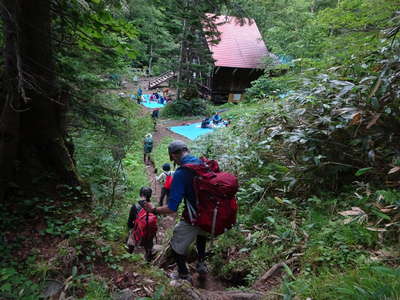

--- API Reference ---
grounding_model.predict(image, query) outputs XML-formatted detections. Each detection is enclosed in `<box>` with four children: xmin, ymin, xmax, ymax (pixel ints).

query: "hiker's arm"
<box><xmin>156</xmin><ymin>205</ymin><xmax>175</xmax><ymax>215</ymax></box>
<box><xmin>127</xmin><ymin>205</ymin><xmax>138</xmax><ymax>229</ymax></box>
<box><xmin>166</xmin><ymin>170</ymin><xmax>185</xmax><ymax>212</ymax></box>
<box><xmin>145</xmin><ymin>169</ymin><xmax>185</xmax><ymax>215</ymax></box>
<box><xmin>156</xmin><ymin>173</ymin><xmax>164</xmax><ymax>183</ymax></box>
<box><xmin>143</xmin><ymin>202</ymin><xmax>175</xmax><ymax>215</ymax></box>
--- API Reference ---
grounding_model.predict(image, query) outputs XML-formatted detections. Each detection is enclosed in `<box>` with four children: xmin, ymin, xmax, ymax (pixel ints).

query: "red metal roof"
<box><xmin>205</xmin><ymin>15</ymin><xmax>268</xmax><ymax>69</ymax></box>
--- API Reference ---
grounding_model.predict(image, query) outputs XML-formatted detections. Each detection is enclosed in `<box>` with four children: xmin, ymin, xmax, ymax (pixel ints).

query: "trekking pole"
<box><xmin>152</xmin><ymin>176</ymin><xmax>157</xmax><ymax>200</ymax></box>
<box><xmin>153</xmin><ymin>167</ymin><xmax>158</xmax><ymax>201</ymax></box>
<box><xmin>209</xmin><ymin>204</ymin><xmax>218</xmax><ymax>250</ymax></box>
<box><xmin>145</xmin><ymin>197</ymin><xmax>151</xmax><ymax>260</ymax></box>
<box><xmin>153</xmin><ymin>192</ymin><xmax>159</xmax><ymax>245</ymax></box>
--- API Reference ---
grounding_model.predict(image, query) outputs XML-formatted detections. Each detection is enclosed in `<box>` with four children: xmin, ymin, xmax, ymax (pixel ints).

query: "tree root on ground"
<box><xmin>180</xmin><ymin>287</ymin><xmax>265</xmax><ymax>300</ymax></box>
<box><xmin>252</xmin><ymin>256</ymin><xmax>299</xmax><ymax>289</ymax></box>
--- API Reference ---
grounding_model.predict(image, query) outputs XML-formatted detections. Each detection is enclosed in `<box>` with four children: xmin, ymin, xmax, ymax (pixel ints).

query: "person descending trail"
<box><xmin>137</xmin><ymin>87</ymin><xmax>143</xmax><ymax>104</ymax></box>
<box><xmin>126</xmin><ymin>187</ymin><xmax>158</xmax><ymax>262</ymax></box>
<box><xmin>151</xmin><ymin>109</ymin><xmax>160</xmax><ymax>130</ymax></box>
<box><xmin>143</xmin><ymin>133</ymin><xmax>153</xmax><ymax>165</ymax></box>
<box><xmin>145</xmin><ymin>141</ymin><xmax>206</xmax><ymax>283</ymax></box>
<box><xmin>145</xmin><ymin>140</ymin><xmax>239</xmax><ymax>283</ymax></box>
<box><xmin>156</xmin><ymin>163</ymin><xmax>174</xmax><ymax>206</ymax></box>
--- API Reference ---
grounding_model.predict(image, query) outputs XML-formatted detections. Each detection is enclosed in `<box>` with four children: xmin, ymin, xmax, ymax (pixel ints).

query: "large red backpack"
<box><xmin>132</xmin><ymin>208</ymin><xmax>158</xmax><ymax>245</ymax></box>
<box><xmin>164</xmin><ymin>172</ymin><xmax>173</xmax><ymax>190</ymax></box>
<box><xmin>183</xmin><ymin>157</ymin><xmax>238</xmax><ymax>236</ymax></box>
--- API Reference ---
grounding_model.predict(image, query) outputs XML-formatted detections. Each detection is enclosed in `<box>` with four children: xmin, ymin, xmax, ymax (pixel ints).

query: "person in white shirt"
<box><xmin>156</xmin><ymin>163</ymin><xmax>174</xmax><ymax>206</ymax></box>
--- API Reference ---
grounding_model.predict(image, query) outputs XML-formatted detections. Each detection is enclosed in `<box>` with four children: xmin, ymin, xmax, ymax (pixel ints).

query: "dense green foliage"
<box><xmin>287</xmin><ymin>265</ymin><xmax>400</xmax><ymax>299</ymax></box>
<box><xmin>189</xmin><ymin>1</ymin><xmax>400</xmax><ymax>297</ymax></box>
<box><xmin>235</xmin><ymin>0</ymin><xmax>398</xmax><ymax>61</ymax></box>
<box><xmin>1</xmin><ymin>0</ymin><xmax>159</xmax><ymax>298</ymax></box>
<box><xmin>161</xmin><ymin>98</ymin><xmax>214</xmax><ymax>117</ymax></box>
<box><xmin>1</xmin><ymin>0</ymin><xmax>399</xmax><ymax>299</ymax></box>
<box><xmin>125</xmin><ymin>0</ymin><xmax>178</xmax><ymax>74</ymax></box>
<box><xmin>74</xmin><ymin>97</ymin><xmax>152</xmax><ymax>210</ymax></box>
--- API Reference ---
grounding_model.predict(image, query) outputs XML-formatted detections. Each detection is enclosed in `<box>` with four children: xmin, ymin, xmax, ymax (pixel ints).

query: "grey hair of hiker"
<box><xmin>168</xmin><ymin>140</ymin><xmax>189</xmax><ymax>154</ymax></box>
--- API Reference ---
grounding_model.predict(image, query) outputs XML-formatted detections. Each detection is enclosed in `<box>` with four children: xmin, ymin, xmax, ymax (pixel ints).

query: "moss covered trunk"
<box><xmin>0</xmin><ymin>0</ymin><xmax>80</xmax><ymax>201</ymax></box>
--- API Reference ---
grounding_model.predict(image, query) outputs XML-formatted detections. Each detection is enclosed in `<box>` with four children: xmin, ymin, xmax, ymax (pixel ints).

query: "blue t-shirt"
<box><xmin>168</xmin><ymin>155</ymin><xmax>202</xmax><ymax>212</ymax></box>
<box><xmin>213</xmin><ymin>114</ymin><xmax>222</xmax><ymax>123</ymax></box>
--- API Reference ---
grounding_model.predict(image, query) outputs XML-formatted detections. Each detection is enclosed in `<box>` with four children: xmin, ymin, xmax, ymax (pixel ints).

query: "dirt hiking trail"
<box><xmin>121</xmin><ymin>78</ymin><xmax>292</xmax><ymax>299</ymax></box>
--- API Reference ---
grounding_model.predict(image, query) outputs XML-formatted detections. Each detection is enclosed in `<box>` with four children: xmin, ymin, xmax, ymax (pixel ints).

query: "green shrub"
<box><xmin>0</xmin><ymin>267</ymin><xmax>41</xmax><ymax>300</ymax></box>
<box><xmin>74</xmin><ymin>97</ymin><xmax>152</xmax><ymax>209</ymax></box>
<box><xmin>152</xmin><ymin>136</ymin><xmax>174</xmax><ymax>174</ymax></box>
<box><xmin>302</xmin><ymin>219</ymin><xmax>378</xmax><ymax>272</ymax></box>
<box><xmin>80</xmin><ymin>278</ymin><xmax>110</xmax><ymax>300</ymax></box>
<box><xmin>286</xmin><ymin>265</ymin><xmax>400</xmax><ymax>300</ymax></box>
<box><xmin>245</xmin><ymin>75</ymin><xmax>283</xmax><ymax>100</ymax></box>
<box><xmin>209</xmin><ymin>229</ymin><xmax>247</xmax><ymax>280</ymax></box>
<box><xmin>245</xmin><ymin>244</ymin><xmax>282</xmax><ymax>284</ymax></box>
<box><xmin>160</xmin><ymin>98</ymin><xmax>213</xmax><ymax>117</ymax></box>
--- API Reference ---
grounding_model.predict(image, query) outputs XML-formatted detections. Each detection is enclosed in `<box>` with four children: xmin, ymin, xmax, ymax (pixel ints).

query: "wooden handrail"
<box><xmin>148</xmin><ymin>71</ymin><xmax>175</xmax><ymax>89</ymax></box>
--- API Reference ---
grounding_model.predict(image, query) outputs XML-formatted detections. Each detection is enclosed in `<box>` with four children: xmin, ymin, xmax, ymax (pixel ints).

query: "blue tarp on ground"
<box><xmin>128</xmin><ymin>93</ymin><xmax>167</xmax><ymax>108</ymax></box>
<box><xmin>169</xmin><ymin>122</ymin><xmax>214</xmax><ymax>140</ymax></box>
<box><xmin>143</xmin><ymin>102</ymin><xmax>165</xmax><ymax>109</ymax></box>
<box><xmin>137</xmin><ymin>94</ymin><xmax>166</xmax><ymax>109</ymax></box>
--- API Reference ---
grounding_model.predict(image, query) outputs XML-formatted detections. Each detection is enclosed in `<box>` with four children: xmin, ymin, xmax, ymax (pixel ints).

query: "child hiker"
<box><xmin>156</xmin><ymin>163</ymin><xmax>174</xmax><ymax>206</ymax></box>
<box><xmin>126</xmin><ymin>187</ymin><xmax>158</xmax><ymax>261</ymax></box>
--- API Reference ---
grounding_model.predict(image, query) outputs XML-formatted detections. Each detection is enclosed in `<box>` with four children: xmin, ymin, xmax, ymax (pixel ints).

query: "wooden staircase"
<box><xmin>148</xmin><ymin>71</ymin><xmax>175</xmax><ymax>89</ymax></box>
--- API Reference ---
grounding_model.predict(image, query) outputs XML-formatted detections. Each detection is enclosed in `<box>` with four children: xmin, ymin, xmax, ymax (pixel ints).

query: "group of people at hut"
<box><xmin>135</xmin><ymin>87</ymin><xmax>172</xmax><ymax>105</ymax></box>
<box><xmin>201</xmin><ymin>112</ymin><xmax>230</xmax><ymax>129</ymax></box>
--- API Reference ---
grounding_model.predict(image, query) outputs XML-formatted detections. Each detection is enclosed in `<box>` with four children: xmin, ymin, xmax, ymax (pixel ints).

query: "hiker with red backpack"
<box><xmin>156</xmin><ymin>163</ymin><xmax>174</xmax><ymax>206</ymax></box>
<box><xmin>127</xmin><ymin>187</ymin><xmax>158</xmax><ymax>262</ymax></box>
<box><xmin>144</xmin><ymin>140</ymin><xmax>238</xmax><ymax>283</ymax></box>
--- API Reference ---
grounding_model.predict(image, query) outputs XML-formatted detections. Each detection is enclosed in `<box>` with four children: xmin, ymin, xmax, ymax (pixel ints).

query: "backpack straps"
<box><xmin>145</xmin><ymin>210</ymin><xmax>149</xmax><ymax>239</ymax></box>
<box><xmin>183</xmin><ymin>163</ymin><xmax>215</xmax><ymax>179</ymax></box>
<box><xmin>185</xmin><ymin>198</ymin><xmax>197</xmax><ymax>224</ymax></box>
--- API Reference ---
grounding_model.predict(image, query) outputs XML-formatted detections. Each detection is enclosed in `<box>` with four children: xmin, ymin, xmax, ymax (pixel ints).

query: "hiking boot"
<box><xmin>145</xmin><ymin>250</ymin><xmax>154</xmax><ymax>262</ymax></box>
<box><xmin>169</xmin><ymin>272</ymin><xmax>192</xmax><ymax>284</ymax></box>
<box><xmin>196</xmin><ymin>261</ymin><xmax>208</xmax><ymax>274</ymax></box>
<box><xmin>126</xmin><ymin>245</ymin><xmax>135</xmax><ymax>254</ymax></box>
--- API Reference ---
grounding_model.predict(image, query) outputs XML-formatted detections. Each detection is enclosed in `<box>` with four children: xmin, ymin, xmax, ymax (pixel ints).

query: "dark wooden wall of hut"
<box><xmin>210</xmin><ymin>67</ymin><xmax>263</xmax><ymax>103</ymax></box>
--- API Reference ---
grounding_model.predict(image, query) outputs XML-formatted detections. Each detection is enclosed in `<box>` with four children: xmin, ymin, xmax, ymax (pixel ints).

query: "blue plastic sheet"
<box><xmin>141</xmin><ymin>94</ymin><xmax>166</xmax><ymax>109</ymax></box>
<box><xmin>169</xmin><ymin>122</ymin><xmax>214</xmax><ymax>140</ymax></box>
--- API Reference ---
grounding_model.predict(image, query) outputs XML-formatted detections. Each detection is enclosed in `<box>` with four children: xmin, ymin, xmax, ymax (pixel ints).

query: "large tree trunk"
<box><xmin>0</xmin><ymin>0</ymin><xmax>80</xmax><ymax>201</ymax></box>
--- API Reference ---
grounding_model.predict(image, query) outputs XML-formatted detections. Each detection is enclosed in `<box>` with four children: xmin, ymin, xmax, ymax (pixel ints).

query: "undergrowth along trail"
<box><xmin>137</xmin><ymin>97</ymin><xmax>290</xmax><ymax>297</ymax></box>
